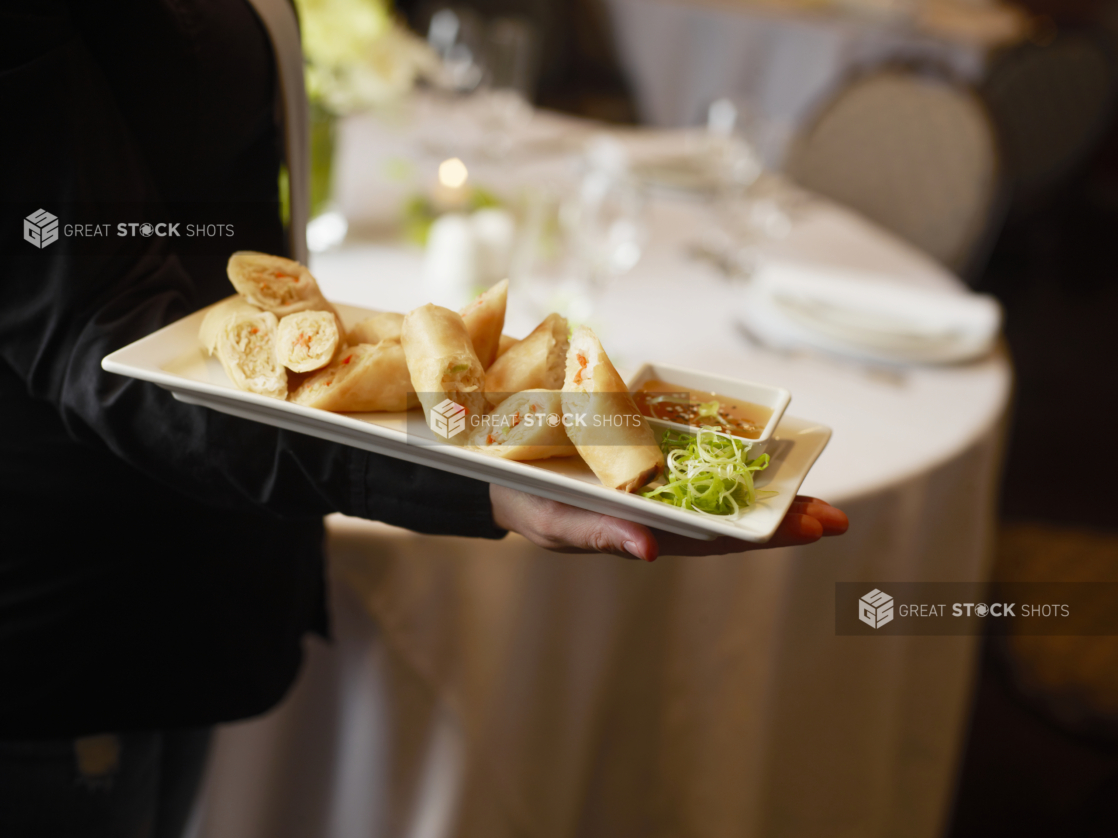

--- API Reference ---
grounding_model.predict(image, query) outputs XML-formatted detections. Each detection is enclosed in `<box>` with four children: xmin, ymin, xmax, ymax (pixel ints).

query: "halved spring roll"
<box><xmin>276</xmin><ymin>310</ymin><xmax>341</xmax><ymax>373</ymax></box>
<box><xmin>198</xmin><ymin>296</ymin><xmax>259</xmax><ymax>355</ymax></box>
<box><xmin>468</xmin><ymin>389</ymin><xmax>577</xmax><ymax>461</ymax></box>
<box><xmin>484</xmin><ymin>313</ymin><xmax>568</xmax><ymax>404</ymax></box>
<box><xmin>289</xmin><ymin>341</ymin><xmax>417</xmax><ymax>412</ymax></box>
<box><xmin>227</xmin><ymin>251</ymin><xmax>337</xmax><ymax>318</ymax></box>
<box><xmin>199</xmin><ymin>297</ymin><xmax>287</xmax><ymax>400</ymax></box>
<box><xmin>347</xmin><ymin>311</ymin><xmax>404</xmax><ymax>345</ymax></box>
<box><xmin>460</xmin><ymin>278</ymin><xmax>508</xmax><ymax>369</ymax></box>
<box><xmin>561</xmin><ymin>326</ymin><xmax>664</xmax><ymax>492</ymax></box>
<box><xmin>401</xmin><ymin>304</ymin><xmax>489</xmax><ymax>442</ymax></box>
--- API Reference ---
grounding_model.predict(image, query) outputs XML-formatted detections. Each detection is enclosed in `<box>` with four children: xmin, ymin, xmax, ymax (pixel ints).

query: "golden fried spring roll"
<box><xmin>401</xmin><ymin>304</ymin><xmax>489</xmax><ymax>442</ymax></box>
<box><xmin>276</xmin><ymin>310</ymin><xmax>341</xmax><ymax>373</ymax></box>
<box><xmin>561</xmin><ymin>326</ymin><xmax>664</xmax><ymax>492</ymax></box>
<box><xmin>289</xmin><ymin>341</ymin><xmax>417</xmax><ymax>412</ymax></box>
<box><xmin>198</xmin><ymin>297</ymin><xmax>287</xmax><ymax>400</ymax></box>
<box><xmin>460</xmin><ymin>278</ymin><xmax>508</xmax><ymax>369</ymax></box>
<box><xmin>227</xmin><ymin>251</ymin><xmax>336</xmax><ymax>318</ymax></box>
<box><xmin>496</xmin><ymin>334</ymin><xmax>519</xmax><ymax>358</ymax></box>
<box><xmin>484</xmin><ymin>313</ymin><xmax>568</xmax><ymax>403</ymax></box>
<box><xmin>347</xmin><ymin>311</ymin><xmax>404</xmax><ymax>345</ymax></box>
<box><xmin>468</xmin><ymin>390</ymin><xmax>577</xmax><ymax>461</ymax></box>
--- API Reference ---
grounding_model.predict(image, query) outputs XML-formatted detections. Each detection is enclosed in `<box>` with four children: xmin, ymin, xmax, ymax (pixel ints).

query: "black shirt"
<box><xmin>0</xmin><ymin>0</ymin><xmax>502</xmax><ymax>739</ymax></box>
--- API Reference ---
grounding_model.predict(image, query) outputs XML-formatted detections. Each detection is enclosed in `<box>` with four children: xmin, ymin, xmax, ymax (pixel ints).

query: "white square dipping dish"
<box><xmin>626</xmin><ymin>362</ymin><xmax>792</xmax><ymax>458</ymax></box>
<box><xmin>102</xmin><ymin>302</ymin><xmax>828</xmax><ymax>544</ymax></box>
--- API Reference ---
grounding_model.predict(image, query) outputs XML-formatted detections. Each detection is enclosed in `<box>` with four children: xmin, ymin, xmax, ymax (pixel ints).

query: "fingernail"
<box><xmin>623</xmin><ymin>540</ymin><xmax>652</xmax><ymax>562</ymax></box>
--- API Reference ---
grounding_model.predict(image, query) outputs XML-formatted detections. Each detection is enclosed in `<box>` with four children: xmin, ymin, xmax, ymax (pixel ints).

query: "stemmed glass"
<box><xmin>474</xmin><ymin>17</ymin><xmax>535</xmax><ymax>159</ymax></box>
<box><xmin>423</xmin><ymin>10</ymin><xmax>535</xmax><ymax>160</ymax></box>
<box><xmin>426</xmin><ymin>8</ymin><xmax>487</xmax><ymax>94</ymax></box>
<box><xmin>561</xmin><ymin>138</ymin><xmax>647</xmax><ymax>321</ymax></box>
<box><xmin>701</xmin><ymin>98</ymin><xmax>794</xmax><ymax>278</ymax></box>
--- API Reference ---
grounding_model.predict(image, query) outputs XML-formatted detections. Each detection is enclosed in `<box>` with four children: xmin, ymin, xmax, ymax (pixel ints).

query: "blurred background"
<box><xmin>200</xmin><ymin>0</ymin><xmax>1118</xmax><ymax>835</ymax></box>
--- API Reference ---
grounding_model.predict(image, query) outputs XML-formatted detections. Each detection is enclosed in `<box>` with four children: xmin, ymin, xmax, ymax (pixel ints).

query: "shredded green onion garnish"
<box><xmin>641</xmin><ymin>427</ymin><xmax>772</xmax><ymax>517</ymax></box>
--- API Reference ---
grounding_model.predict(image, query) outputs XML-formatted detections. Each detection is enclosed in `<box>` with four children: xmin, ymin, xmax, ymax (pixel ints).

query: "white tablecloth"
<box><xmin>604</xmin><ymin>0</ymin><xmax>1027</xmax><ymax>157</ymax></box>
<box><xmin>192</xmin><ymin>104</ymin><xmax>1010</xmax><ymax>838</ymax></box>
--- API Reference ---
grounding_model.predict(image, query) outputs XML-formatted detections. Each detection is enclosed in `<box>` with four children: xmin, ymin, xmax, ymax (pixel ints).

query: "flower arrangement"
<box><xmin>294</xmin><ymin>0</ymin><xmax>437</xmax><ymax>115</ymax></box>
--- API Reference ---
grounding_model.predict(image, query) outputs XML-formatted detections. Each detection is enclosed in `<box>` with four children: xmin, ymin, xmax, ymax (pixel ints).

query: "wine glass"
<box><xmin>562</xmin><ymin>138</ymin><xmax>647</xmax><ymax>319</ymax></box>
<box><xmin>426</xmin><ymin>7</ymin><xmax>486</xmax><ymax>94</ymax></box>
<box><xmin>701</xmin><ymin>98</ymin><xmax>794</xmax><ymax>278</ymax></box>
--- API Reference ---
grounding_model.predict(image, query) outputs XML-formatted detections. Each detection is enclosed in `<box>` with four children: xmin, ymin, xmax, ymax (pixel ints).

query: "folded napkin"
<box><xmin>738</xmin><ymin>261</ymin><xmax>1002</xmax><ymax>364</ymax></box>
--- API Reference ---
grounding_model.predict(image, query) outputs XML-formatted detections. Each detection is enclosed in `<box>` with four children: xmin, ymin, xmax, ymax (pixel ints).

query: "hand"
<box><xmin>490</xmin><ymin>484</ymin><xmax>848</xmax><ymax>562</ymax></box>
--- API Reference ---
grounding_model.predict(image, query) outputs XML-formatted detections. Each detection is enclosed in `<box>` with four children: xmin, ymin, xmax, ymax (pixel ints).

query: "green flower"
<box><xmin>294</xmin><ymin>0</ymin><xmax>438</xmax><ymax>114</ymax></box>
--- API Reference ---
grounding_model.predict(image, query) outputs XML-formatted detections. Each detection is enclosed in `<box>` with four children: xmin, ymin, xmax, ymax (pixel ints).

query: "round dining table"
<box><xmin>190</xmin><ymin>100</ymin><xmax>1010</xmax><ymax>838</ymax></box>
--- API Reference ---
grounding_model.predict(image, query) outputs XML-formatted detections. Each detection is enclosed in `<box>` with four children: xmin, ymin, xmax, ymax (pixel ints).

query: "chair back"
<box><xmin>786</xmin><ymin>70</ymin><xmax>999</xmax><ymax>273</ymax></box>
<box><xmin>981</xmin><ymin>31</ymin><xmax>1117</xmax><ymax>213</ymax></box>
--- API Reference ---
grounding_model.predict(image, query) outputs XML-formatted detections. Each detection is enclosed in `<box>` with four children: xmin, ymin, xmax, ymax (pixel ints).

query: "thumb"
<box><xmin>580</xmin><ymin>515</ymin><xmax>659</xmax><ymax>562</ymax></box>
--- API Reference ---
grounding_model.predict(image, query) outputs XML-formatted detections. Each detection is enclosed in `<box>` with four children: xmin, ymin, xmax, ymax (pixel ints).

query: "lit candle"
<box><xmin>432</xmin><ymin>157</ymin><xmax>470</xmax><ymax>212</ymax></box>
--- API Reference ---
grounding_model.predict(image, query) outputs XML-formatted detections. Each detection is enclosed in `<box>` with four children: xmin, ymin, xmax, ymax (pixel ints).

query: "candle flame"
<box><xmin>438</xmin><ymin>157</ymin><xmax>468</xmax><ymax>189</ymax></box>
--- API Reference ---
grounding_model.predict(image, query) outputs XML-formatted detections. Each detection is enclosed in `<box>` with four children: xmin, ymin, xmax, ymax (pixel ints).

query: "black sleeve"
<box><xmin>0</xmin><ymin>5</ymin><xmax>504</xmax><ymax>539</ymax></box>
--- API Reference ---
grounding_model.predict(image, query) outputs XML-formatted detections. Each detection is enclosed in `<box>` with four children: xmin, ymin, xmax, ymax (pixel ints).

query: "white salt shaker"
<box><xmin>471</xmin><ymin>208</ymin><xmax>516</xmax><ymax>285</ymax></box>
<box><xmin>422</xmin><ymin>213</ymin><xmax>479</xmax><ymax>309</ymax></box>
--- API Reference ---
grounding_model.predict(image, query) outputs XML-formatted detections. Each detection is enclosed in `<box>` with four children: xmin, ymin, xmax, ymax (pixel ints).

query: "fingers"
<box><xmin>653</xmin><ymin>513</ymin><xmax>822</xmax><ymax>557</ymax></box>
<box><xmin>562</xmin><ymin>499</ymin><xmax>844</xmax><ymax>556</ymax></box>
<box><xmin>764</xmin><ymin>512</ymin><xmax>824</xmax><ymax>547</ymax></box>
<box><xmin>794</xmin><ymin>495</ymin><xmax>830</xmax><ymax>505</ymax></box>
<box><xmin>491</xmin><ymin>485</ymin><xmax>849</xmax><ymax>562</ymax></box>
<box><xmin>653</xmin><ymin>501</ymin><xmax>849</xmax><ymax>556</ymax></box>
<box><xmin>789</xmin><ymin>499</ymin><xmax>849</xmax><ymax>536</ymax></box>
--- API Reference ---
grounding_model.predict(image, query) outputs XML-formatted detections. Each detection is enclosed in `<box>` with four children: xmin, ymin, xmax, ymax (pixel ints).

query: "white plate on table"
<box><xmin>102</xmin><ymin>303</ymin><xmax>831</xmax><ymax>543</ymax></box>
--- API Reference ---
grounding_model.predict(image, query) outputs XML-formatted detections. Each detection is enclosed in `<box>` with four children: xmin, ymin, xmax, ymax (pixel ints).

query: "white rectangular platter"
<box><xmin>102</xmin><ymin>303</ymin><xmax>831</xmax><ymax>542</ymax></box>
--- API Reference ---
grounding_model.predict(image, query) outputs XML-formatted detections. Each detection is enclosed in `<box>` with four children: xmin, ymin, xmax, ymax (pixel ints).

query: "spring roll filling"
<box><xmin>278</xmin><ymin>311</ymin><xmax>339</xmax><ymax>371</ymax></box>
<box><xmin>251</xmin><ymin>271</ymin><xmax>302</xmax><ymax>307</ymax></box>
<box><xmin>571</xmin><ymin>351</ymin><xmax>598</xmax><ymax>387</ymax></box>
<box><xmin>221</xmin><ymin>318</ymin><xmax>286</xmax><ymax>398</ymax></box>
<box><xmin>483</xmin><ymin>409</ymin><xmax>524</xmax><ymax>446</ymax></box>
